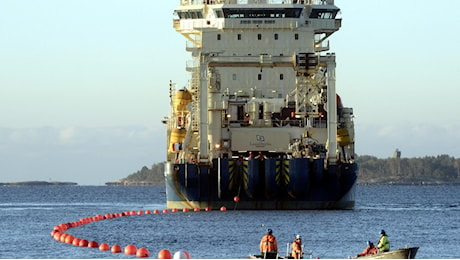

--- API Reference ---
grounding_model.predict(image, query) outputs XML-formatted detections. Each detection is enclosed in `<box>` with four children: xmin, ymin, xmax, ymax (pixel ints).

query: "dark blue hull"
<box><xmin>165</xmin><ymin>158</ymin><xmax>357</xmax><ymax>210</ymax></box>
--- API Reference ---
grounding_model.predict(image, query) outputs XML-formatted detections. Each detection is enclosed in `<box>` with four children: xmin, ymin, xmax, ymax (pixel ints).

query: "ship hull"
<box><xmin>165</xmin><ymin>158</ymin><xmax>357</xmax><ymax>210</ymax></box>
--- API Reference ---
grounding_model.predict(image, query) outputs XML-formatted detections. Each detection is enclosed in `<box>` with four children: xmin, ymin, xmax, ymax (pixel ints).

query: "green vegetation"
<box><xmin>106</xmin><ymin>163</ymin><xmax>165</xmax><ymax>186</ymax></box>
<box><xmin>357</xmin><ymin>154</ymin><xmax>460</xmax><ymax>184</ymax></box>
<box><xmin>109</xmin><ymin>155</ymin><xmax>460</xmax><ymax>185</ymax></box>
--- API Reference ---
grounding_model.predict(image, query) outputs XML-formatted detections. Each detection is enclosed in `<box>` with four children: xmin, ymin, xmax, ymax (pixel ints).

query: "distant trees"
<box><xmin>113</xmin><ymin>162</ymin><xmax>165</xmax><ymax>185</ymax></box>
<box><xmin>358</xmin><ymin>154</ymin><xmax>460</xmax><ymax>184</ymax></box>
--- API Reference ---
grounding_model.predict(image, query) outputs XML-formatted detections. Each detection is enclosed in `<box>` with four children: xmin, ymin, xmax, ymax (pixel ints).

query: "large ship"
<box><xmin>163</xmin><ymin>0</ymin><xmax>357</xmax><ymax>210</ymax></box>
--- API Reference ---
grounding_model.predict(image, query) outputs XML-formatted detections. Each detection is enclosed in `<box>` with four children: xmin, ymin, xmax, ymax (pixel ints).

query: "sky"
<box><xmin>1</xmin><ymin>0</ymin><xmax>459</xmax><ymax>185</ymax></box>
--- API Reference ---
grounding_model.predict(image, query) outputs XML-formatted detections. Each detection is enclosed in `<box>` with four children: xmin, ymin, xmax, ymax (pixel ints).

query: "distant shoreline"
<box><xmin>0</xmin><ymin>181</ymin><xmax>78</xmax><ymax>186</ymax></box>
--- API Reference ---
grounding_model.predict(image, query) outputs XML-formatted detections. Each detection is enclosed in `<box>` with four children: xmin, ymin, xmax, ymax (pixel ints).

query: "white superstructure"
<box><xmin>167</xmin><ymin>0</ymin><xmax>354</xmax><ymax>169</ymax></box>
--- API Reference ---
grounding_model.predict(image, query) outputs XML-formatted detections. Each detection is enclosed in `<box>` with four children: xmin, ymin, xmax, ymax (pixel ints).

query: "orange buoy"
<box><xmin>158</xmin><ymin>249</ymin><xmax>172</xmax><ymax>259</ymax></box>
<box><xmin>220</xmin><ymin>206</ymin><xmax>227</xmax><ymax>211</ymax></box>
<box><xmin>64</xmin><ymin>235</ymin><xmax>74</xmax><ymax>244</ymax></box>
<box><xmin>234</xmin><ymin>196</ymin><xmax>240</xmax><ymax>202</ymax></box>
<box><xmin>53</xmin><ymin>226</ymin><xmax>63</xmax><ymax>233</ymax></box>
<box><xmin>111</xmin><ymin>244</ymin><xmax>122</xmax><ymax>253</ymax></box>
<box><xmin>72</xmin><ymin>238</ymin><xmax>81</xmax><ymax>246</ymax></box>
<box><xmin>58</xmin><ymin>223</ymin><xmax>68</xmax><ymax>231</ymax></box>
<box><xmin>182</xmin><ymin>208</ymin><xmax>189</xmax><ymax>212</ymax></box>
<box><xmin>173</xmin><ymin>251</ymin><xmax>191</xmax><ymax>259</ymax></box>
<box><xmin>59</xmin><ymin>233</ymin><xmax>68</xmax><ymax>243</ymax></box>
<box><xmin>125</xmin><ymin>244</ymin><xmax>137</xmax><ymax>255</ymax></box>
<box><xmin>53</xmin><ymin>232</ymin><xmax>61</xmax><ymax>241</ymax></box>
<box><xmin>136</xmin><ymin>248</ymin><xmax>150</xmax><ymax>258</ymax></box>
<box><xmin>79</xmin><ymin>239</ymin><xmax>89</xmax><ymax>247</ymax></box>
<box><xmin>51</xmin><ymin>229</ymin><xmax>60</xmax><ymax>237</ymax></box>
<box><xmin>88</xmin><ymin>241</ymin><xmax>99</xmax><ymax>248</ymax></box>
<box><xmin>99</xmin><ymin>243</ymin><xmax>110</xmax><ymax>251</ymax></box>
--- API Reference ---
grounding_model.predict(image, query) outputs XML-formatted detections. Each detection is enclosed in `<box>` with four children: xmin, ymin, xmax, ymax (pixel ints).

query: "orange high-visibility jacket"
<box><xmin>260</xmin><ymin>234</ymin><xmax>278</xmax><ymax>253</ymax></box>
<box><xmin>291</xmin><ymin>240</ymin><xmax>302</xmax><ymax>259</ymax></box>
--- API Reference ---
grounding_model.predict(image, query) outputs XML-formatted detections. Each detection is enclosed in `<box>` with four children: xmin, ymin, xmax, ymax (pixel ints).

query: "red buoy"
<box><xmin>194</xmin><ymin>208</ymin><xmax>200</xmax><ymax>212</ymax></box>
<box><xmin>158</xmin><ymin>249</ymin><xmax>172</xmax><ymax>259</ymax></box>
<box><xmin>64</xmin><ymin>235</ymin><xmax>74</xmax><ymax>244</ymax></box>
<box><xmin>72</xmin><ymin>238</ymin><xmax>81</xmax><ymax>246</ymax></box>
<box><xmin>220</xmin><ymin>206</ymin><xmax>227</xmax><ymax>211</ymax></box>
<box><xmin>125</xmin><ymin>244</ymin><xmax>137</xmax><ymax>255</ymax></box>
<box><xmin>205</xmin><ymin>207</ymin><xmax>211</xmax><ymax>211</ymax></box>
<box><xmin>136</xmin><ymin>248</ymin><xmax>150</xmax><ymax>258</ymax></box>
<box><xmin>88</xmin><ymin>241</ymin><xmax>99</xmax><ymax>248</ymax></box>
<box><xmin>53</xmin><ymin>232</ymin><xmax>61</xmax><ymax>241</ymax></box>
<box><xmin>99</xmin><ymin>243</ymin><xmax>110</xmax><ymax>251</ymax></box>
<box><xmin>163</xmin><ymin>209</ymin><xmax>169</xmax><ymax>213</ymax></box>
<box><xmin>182</xmin><ymin>208</ymin><xmax>189</xmax><ymax>212</ymax></box>
<box><xmin>172</xmin><ymin>208</ymin><xmax>178</xmax><ymax>213</ymax></box>
<box><xmin>153</xmin><ymin>209</ymin><xmax>160</xmax><ymax>214</ymax></box>
<box><xmin>234</xmin><ymin>196</ymin><xmax>240</xmax><ymax>202</ymax></box>
<box><xmin>59</xmin><ymin>233</ymin><xmax>68</xmax><ymax>243</ymax></box>
<box><xmin>145</xmin><ymin>210</ymin><xmax>152</xmax><ymax>214</ymax></box>
<box><xmin>137</xmin><ymin>210</ymin><xmax>144</xmax><ymax>215</ymax></box>
<box><xmin>79</xmin><ymin>239</ymin><xmax>89</xmax><ymax>247</ymax></box>
<box><xmin>58</xmin><ymin>223</ymin><xmax>68</xmax><ymax>231</ymax></box>
<box><xmin>111</xmin><ymin>244</ymin><xmax>122</xmax><ymax>253</ymax></box>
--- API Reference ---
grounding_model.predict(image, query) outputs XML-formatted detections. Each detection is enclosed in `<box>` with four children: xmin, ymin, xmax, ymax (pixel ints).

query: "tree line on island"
<box><xmin>107</xmin><ymin>154</ymin><xmax>460</xmax><ymax>186</ymax></box>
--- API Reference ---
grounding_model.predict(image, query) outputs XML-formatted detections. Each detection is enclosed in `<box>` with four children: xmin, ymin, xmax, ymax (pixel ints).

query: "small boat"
<box><xmin>357</xmin><ymin>247</ymin><xmax>419</xmax><ymax>259</ymax></box>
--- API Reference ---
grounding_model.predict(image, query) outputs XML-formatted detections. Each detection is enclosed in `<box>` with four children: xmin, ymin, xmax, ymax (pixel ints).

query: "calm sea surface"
<box><xmin>0</xmin><ymin>185</ymin><xmax>458</xmax><ymax>259</ymax></box>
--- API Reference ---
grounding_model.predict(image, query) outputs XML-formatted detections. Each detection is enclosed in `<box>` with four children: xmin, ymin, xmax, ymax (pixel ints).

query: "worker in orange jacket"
<box><xmin>260</xmin><ymin>229</ymin><xmax>278</xmax><ymax>259</ymax></box>
<box><xmin>291</xmin><ymin>234</ymin><xmax>303</xmax><ymax>259</ymax></box>
<box><xmin>356</xmin><ymin>241</ymin><xmax>378</xmax><ymax>257</ymax></box>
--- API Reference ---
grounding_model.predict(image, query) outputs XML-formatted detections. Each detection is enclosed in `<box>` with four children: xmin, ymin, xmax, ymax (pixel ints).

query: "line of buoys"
<box><xmin>50</xmin><ymin>206</ymin><xmax>225</xmax><ymax>258</ymax></box>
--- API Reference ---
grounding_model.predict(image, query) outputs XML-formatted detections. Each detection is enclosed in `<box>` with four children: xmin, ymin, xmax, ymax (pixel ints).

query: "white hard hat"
<box><xmin>296</xmin><ymin>235</ymin><xmax>301</xmax><ymax>240</ymax></box>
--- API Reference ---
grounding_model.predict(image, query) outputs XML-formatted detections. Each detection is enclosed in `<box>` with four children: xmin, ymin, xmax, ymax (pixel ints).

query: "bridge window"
<box><xmin>222</xmin><ymin>8</ymin><xmax>302</xmax><ymax>19</ymax></box>
<box><xmin>309</xmin><ymin>8</ymin><xmax>339</xmax><ymax>19</ymax></box>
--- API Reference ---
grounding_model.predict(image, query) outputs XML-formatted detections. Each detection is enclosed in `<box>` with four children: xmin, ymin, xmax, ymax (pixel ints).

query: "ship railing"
<box><xmin>186</xmin><ymin>59</ymin><xmax>200</xmax><ymax>72</ymax></box>
<box><xmin>180</xmin><ymin>0</ymin><xmax>334</xmax><ymax>6</ymax></box>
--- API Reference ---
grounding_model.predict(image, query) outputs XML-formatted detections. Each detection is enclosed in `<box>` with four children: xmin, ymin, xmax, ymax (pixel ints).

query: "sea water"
<box><xmin>0</xmin><ymin>185</ymin><xmax>458</xmax><ymax>259</ymax></box>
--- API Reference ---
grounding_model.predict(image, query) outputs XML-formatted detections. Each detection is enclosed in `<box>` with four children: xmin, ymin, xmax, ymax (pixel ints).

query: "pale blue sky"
<box><xmin>1</xmin><ymin>0</ymin><xmax>459</xmax><ymax>185</ymax></box>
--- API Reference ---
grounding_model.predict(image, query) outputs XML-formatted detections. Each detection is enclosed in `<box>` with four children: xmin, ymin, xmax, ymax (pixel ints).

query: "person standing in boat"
<box><xmin>377</xmin><ymin>230</ymin><xmax>390</xmax><ymax>253</ymax></box>
<box><xmin>291</xmin><ymin>234</ymin><xmax>303</xmax><ymax>259</ymax></box>
<box><xmin>260</xmin><ymin>228</ymin><xmax>278</xmax><ymax>259</ymax></box>
<box><xmin>356</xmin><ymin>241</ymin><xmax>378</xmax><ymax>257</ymax></box>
